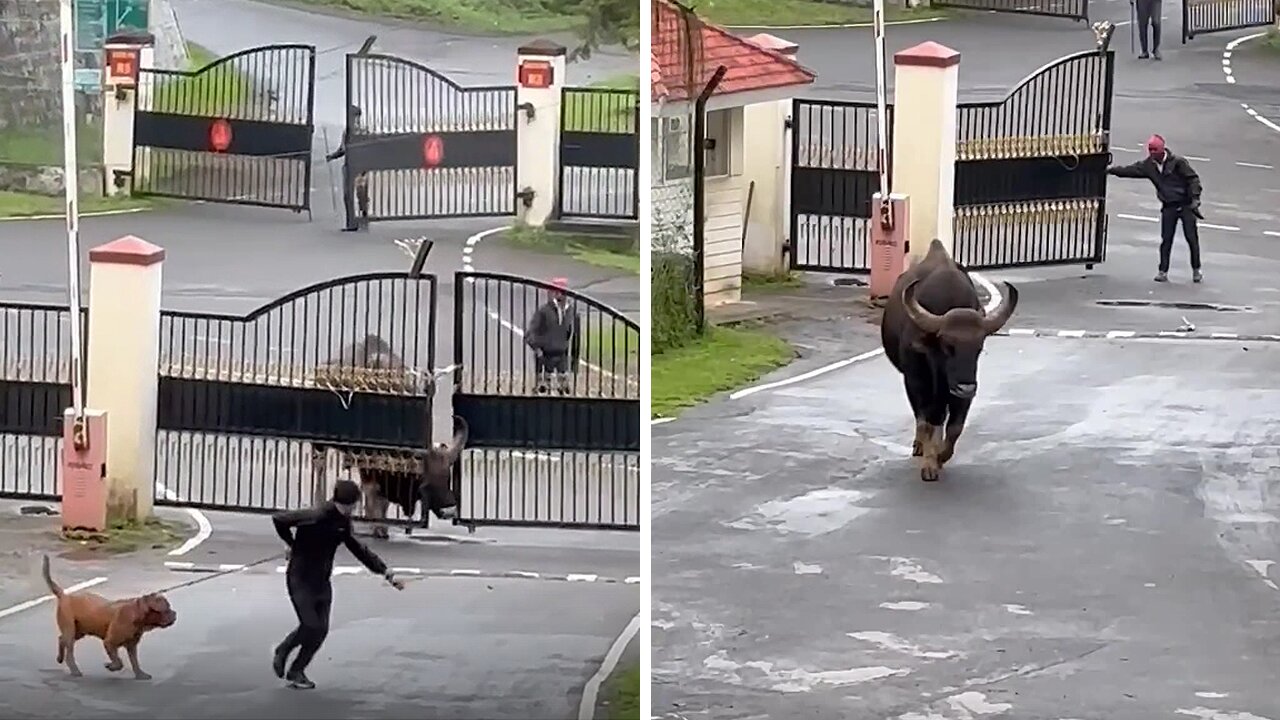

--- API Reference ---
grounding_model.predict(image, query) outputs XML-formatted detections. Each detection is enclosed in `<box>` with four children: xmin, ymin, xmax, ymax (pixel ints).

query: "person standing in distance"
<box><xmin>1133</xmin><ymin>0</ymin><xmax>1163</xmax><ymax>60</ymax></box>
<box><xmin>1107</xmin><ymin>134</ymin><xmax>1204</xmax><ymax>283</ymax></box>
<box><xmin>524</xmin><ymin>277</ymin><xmax>580</xmax><ymax>395</ymax></box>
<box><xmin>271</xmin><ymin>479</ymin><xmax>405</xmax><ymax>689</ymax></box>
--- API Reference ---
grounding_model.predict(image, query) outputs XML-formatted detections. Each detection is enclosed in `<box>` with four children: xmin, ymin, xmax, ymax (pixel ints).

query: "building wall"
<box><xmin>703</xmin><ymin>176</ymin><xmax>745</xmax><ymax>307</ymax></box>
<box><xmin>0</xmin><ymin>0</ymin><xmax>62</xmax><ymax>133</ymax></box>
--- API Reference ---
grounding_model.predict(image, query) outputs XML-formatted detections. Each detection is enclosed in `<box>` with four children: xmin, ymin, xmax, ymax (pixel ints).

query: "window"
<box><xmin>654</xmin><ymin>108</ymin><xmax>734</xmax><ymax>183</ymax></box>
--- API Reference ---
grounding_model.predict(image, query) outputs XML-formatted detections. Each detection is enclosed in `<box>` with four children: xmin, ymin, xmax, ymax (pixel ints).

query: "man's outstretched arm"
<box><xmin>342</xmin><ymin>530</ymin><xmax>391</xmax><ymax>578</ymax></box>
<box><xmin>1106</xmin><ymin>161</ymin><xmax>1147</xmax><ymax>179</ymax></box>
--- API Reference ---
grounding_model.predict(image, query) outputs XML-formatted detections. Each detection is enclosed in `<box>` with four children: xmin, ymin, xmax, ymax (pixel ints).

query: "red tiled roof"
<box><xmin>651</xmin><ymin>0</ymin><xmax>816</xmax><ymax>103</ymax></box>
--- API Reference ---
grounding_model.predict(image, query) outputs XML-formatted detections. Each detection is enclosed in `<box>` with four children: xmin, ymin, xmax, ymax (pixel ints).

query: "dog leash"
<box><xmin>151</xmin><ymin>552</ymin><xmax>286</xmax><ymax>595</ymax></box>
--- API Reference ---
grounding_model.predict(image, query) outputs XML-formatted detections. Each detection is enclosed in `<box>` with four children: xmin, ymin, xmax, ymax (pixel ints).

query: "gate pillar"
<box><xmin>101</xmin><ymin>33</ymin><xmax>155</xmax><ymax>197</ymax></box>
<box><xmin>86</xmin><ymin>236</ymin><xmax>164</xmax><ymax>523</ymax></box>
<box><xmin>890</xmin><ymin>41</ymin><xmax>960</xmax><ymax>264</ymax></box>
<box><xmin>515</xmin><ymin>40</ymin><xmax>567</xmax><ymax>227</ymax></box>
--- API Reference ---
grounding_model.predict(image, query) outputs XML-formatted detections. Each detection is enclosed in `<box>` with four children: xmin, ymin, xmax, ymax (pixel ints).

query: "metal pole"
<box><xmin>872</xmin><ymin>0</ymin><xmax>893</xmax><ymax>230</ymax></box>
<box><xmin>58</xmin><ymin>0</ymin><xmax>85</xmax><ymax>420</ymax></box>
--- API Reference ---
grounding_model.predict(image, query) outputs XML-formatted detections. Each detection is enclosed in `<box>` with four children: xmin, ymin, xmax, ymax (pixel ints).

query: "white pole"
<box><xmin>872</xmin><ymin>0</ymin><xmax>893</xmax><ymax>227</ymax></box>
<box><xmin>58</xmin><ymin>0</ymin><xmax>85</xmax><ymax>418</ymax></box>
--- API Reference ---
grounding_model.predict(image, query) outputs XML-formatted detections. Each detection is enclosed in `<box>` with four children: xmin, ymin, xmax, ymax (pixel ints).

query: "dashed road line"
<box><xmin>0</xmin><ymin>576</ymin><xmax>109</xmax><ymax>621</ymax></box>
<box><xmin>1236</xmin><ymin>161</ymin><xmax>1274</xmax><ymax>170</ymax></box>
<box><xmin>163</xmin><ymin>560</ymin><xmax>641</xmax><ymax>585</ymax></box>
<box><xmin>999</xmin><ymin>328</ymin><xmax>1280</xmax><ymax>342</ymax></box>
<box><xmin>1116</xmin><ymin>212</ymin><xmax>1266</xmax><ymax>235</ymax></box>
<box><xmin>1223</xmin><ymin>33</ymin><xmax>1280</xmax><ymax>135</ymax></box>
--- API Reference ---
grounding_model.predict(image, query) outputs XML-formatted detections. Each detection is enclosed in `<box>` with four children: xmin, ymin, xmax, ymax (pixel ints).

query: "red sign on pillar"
<box><xmin>518</xmin><ymin>60</ymin><xmax>553</xmax><ymax>89</ymax></box>
<box><xmin>104</xmin><ymin>48</ymin><xmax>139</xmax><ymax>87</ymax></box>
<box><xmin>422</xmin><ymin>134</ymin><xmax>444</xmax><ymax>168</ymax></box>
<box><xmin>209</xmin><ymin>119</ymin><xmax>233</xmax><ymax>153</ymax></box>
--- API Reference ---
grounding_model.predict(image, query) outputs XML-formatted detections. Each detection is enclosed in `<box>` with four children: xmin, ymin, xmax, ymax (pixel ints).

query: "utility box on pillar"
<box><xmin>102</xmin><ymin>32</ymin><xmax>155</xmax><ymax>197</ymax></box>
<box><xmin>869</xmin><ymin>192</ymin><xmax>911</xmax><ymax>299</ymax></box>
<box><xmin>61</xmin><ymin>409</ymin><xmax>109</xmax><ymax>533</ymax></box>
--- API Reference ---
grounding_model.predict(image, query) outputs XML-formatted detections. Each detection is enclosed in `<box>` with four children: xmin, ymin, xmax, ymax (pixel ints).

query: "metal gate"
<box><xmin>953</xmin><ymin>49</ymin><xmax>1114</xmax><ymax>269</ymax></box>
<box><xmin>451</xmin><ymin>273</ymin><xmax>641</xmax><ymax>530</ymax></box>
<box><xmin>0</xmin><ymin>303</ymin><xmax>87</xmax><ymax>502</ymax></box>
<box><xmin>559</xmin><ymin>87</ymin><xmax>641</xmax><ymax>220</ymax></box>
<box><xmin>1182</xmin><ymin>0</ymin><xmax>1276</xmax><ymax>41</ymax></box>
<box><xmin>932</xmin><ymin>0</ymin><xmax>1088</xmax><ymax>21</ymax></box>
<box><xmin>788</xmin><ymin>48</ymin><xmax>1114</xmax><ymax>273</ymax></box>
<box><xmin>343</xmin><ymin>53</ymin><xmax>518</xmax><ymax>221</ymax></box>
<box><xmin>131</xmin><ymin>44</ymin><xmax>317</xmax><ymax>211</ymax></box>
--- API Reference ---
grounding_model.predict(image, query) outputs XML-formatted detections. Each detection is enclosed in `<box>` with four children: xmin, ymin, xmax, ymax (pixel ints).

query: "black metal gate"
<box><xmin>0</xmin><ymin>303</ymin><xmax>87</xmax><ymax>502</ymax></box>
<box><xmin>131</xmin><ymin>44</ymin><xmax>317</xmax><ymax>211</ymax></box>
<box><xmin>932</xmin><ymin>0</ymin><xmax>1088</xmax><ymax>20</ymax></box>
<box><xmin>343</xmin><ymin>53</ymin><xmax>518</xmax><ymax>221</ymax></box>
<box><xmin>788</xmin><ymin>48</ymin><xmax>1114</xmax><ymax>273</ymax></box>
<box><xmin>452</xmin><ymin>273</ymin><xmax>640</xmax><ymax>530</ymax></box>
<box><xmin>953</xmin><ymin>49</ymin><xmax>1114</xmax><ymax>269</ymax></box>
<box><xmin>1182</xmin><ymin>0</ymin><xmax>1276</xmax><ymax>41</ymax></box>
<box><xmin>559</xmin><ymin>87</ymin><xmax>640</xmax><ymax>220</ymax></box>
<box><xmin>789</xmin><ymin>98</ymin><xmax>891</xmax><ymax>273</ymax></box>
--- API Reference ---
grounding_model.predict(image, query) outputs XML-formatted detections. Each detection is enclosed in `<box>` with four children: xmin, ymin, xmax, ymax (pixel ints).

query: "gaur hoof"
<box><xmin>937</xmin><ymin>448</ymin><xmax>954</xmax><ymax>465</ymax></box>
<box><xmin>919</xmin><ymin>460</ymin><xmax>941</xmax><ymax>482</ymax></box>
<box><xmin>911</xmin><ymin>440</ymin><xmax>923</xmax><ymax>457</ymax></box>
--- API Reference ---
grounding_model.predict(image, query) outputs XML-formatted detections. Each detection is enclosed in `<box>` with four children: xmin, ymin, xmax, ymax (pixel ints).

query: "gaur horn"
<box><xmin>981</xmin><ymin>282</ymin><xmax>1020</xmax><ymax>335</ymax></box>
<box><xmin>902</xmin><ymin>280</ymin><xmax>945</xmax><ymax>334</ymax></box>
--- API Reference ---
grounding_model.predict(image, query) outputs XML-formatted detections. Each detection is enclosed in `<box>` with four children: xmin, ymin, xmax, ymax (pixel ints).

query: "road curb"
<box><xmin>722</xmin><ymin>15</ymin><xmax>946</xmax><ymax>30</ymax></box>
<box><xmin>997</xmin><ymin>328</ymin><xmax>1280</xmax><ymax>342</ymax></box>
<box><xmin>163</xmin><ymin>560</ymin><xmax>641</xmax><ymax>585</ymax></box>
<box><xmin>0</xmin><ymin>207</ymin><xmax>151</xmax><ymax>223</ymax></box>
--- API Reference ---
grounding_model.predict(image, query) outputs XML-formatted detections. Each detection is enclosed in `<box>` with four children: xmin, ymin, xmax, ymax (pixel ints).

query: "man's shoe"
<box><xmin>272</xmin><ymin>646</ymin><xmax>289</xmax><ymax>679</ymax></box>
<box><xmin>1154</xmin><ymin>271</ymin><xmax>1169</xmax><ymax>282</ymax></box>
<box><xmin>1152</xmin><ymin>51</ymin><xmax>1162</xmax><ymax>61</ymax></box>
<box><xmin>1193</xmin><ymin>269</ymin><xmax>1203</xmax><ymax>283</ymax></box>
<box><xmin>286</xmin><ymin>672</ymin><xmax>315</xmax><ymax>690</ymax></box>
<box><xmin>1138</xmin><ymin>52</ymin><xmax>1150</xmax><ymax>59</ymax></box>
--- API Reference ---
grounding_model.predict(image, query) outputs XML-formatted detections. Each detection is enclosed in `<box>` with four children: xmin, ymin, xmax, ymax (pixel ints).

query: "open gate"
<box><xmin>131</xmin><ymin>44</ymin><xmax>317</xmax><ymax>211</ymax></box>
<box><xmin>1182</xmin><ymin>0</ymin><xmax>1276</xmax><ymax>41</ymax></box>
<box><xmin>931</xmin><ymin>0</ymin><xmax>1088</xmax><ymax>21</ymax></box>
<box><xmin>559</xmin><ymin>87</ymin><xmax>641</xmax><ymax>220</ymax></box>
<box><xmin>788</xmin><ymin>48</ymin><xmax>1114</xmax><ymax>273</ymax></box>
<box><xmin>343</xmin><ymin>53</ymin><xmax>518</xmax><ymax>222</ymax></box>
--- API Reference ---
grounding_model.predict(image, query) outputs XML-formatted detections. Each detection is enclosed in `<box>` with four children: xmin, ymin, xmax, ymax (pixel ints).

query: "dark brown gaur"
<box><xmin>879</xmin><ymin>239</ymin><xmax>1019</xmax><ymax>481</ymax></box>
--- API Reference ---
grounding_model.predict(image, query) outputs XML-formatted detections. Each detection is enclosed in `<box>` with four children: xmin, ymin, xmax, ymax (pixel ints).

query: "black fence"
<box><xmin>0</xmin><ymin>303</ymin><xmax>88</xmax><ymax>501</ymax></box>
<box><xmin>953</xmin><ymin>49</ymin><xmax>1114</xmax><ymax>269</ymax></box>
<box><xmin>154</xmin><ymin>273</ymin><xmax>439</xmax><ymax>515</ymax></box>
<box><xmin>343</xmin><ymin>53</ymin><xmax>518</xmax><ymax>222</ymax></box>
<box><xmin>559</xmin><ymin>87</ymin><xmax>640</xmax><ymax>220</ymax></box>
<box><xmin>132</xmin><ymin>44</ymin><xmax>317</xmax><ymax>211</ymax></box>
<box><xmin>789</xmin><ymin>99</ymin><xmax>891</xmax><ymax>273</ymax></box>
<box><xmin>932</xmin><ymin>0</ymin><xmax>1089</xmax><ymax>20</ymax></box>
<box><xmin>452</xmin><ymin>272</ymin><xmax>640</xmax><ymax>530</ymax></box>
<box><xmin>1182</xmin><ymin>0</ymin><xmax>1276</xmax><ymax>41</ymax></box>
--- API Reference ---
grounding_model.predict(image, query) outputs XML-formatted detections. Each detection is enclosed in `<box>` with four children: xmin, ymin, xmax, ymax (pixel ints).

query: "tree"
<box><xmin>547</xmin><ymin>0</ymin><xmax>641</xmax><ymax>59</ymax></box>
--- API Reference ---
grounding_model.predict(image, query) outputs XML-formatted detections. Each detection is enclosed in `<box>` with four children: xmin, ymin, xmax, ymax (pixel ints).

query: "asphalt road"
<box><xmin>0</xmin><ymin>562</ymin><xmax>637</xmax><ymax>720</ymax></box>
<box><xmin>653</xmin><ymin>335</ymin><xmax>1280</xmax><ymax>719</ymax></box>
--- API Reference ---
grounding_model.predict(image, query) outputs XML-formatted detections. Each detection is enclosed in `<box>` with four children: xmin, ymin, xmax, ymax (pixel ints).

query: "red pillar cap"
<box><xmin>894</xmin><ymin>41</ymin><xmax>961</xmax><ymax>69</ymax></box>
<box><xmin>88</xmin><ymin>235</ymin><xmax>165</xmax><ymax>266</ymax></box>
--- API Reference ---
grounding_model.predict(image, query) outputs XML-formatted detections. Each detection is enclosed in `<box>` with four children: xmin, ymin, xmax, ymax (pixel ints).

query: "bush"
<box><xmin>651</xmin><ymin>251</ymin><xmax>701</xmax><ymax>354</ymax></box>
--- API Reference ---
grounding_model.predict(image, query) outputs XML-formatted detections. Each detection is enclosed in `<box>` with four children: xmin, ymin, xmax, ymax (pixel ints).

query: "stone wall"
<box><xmin>0</xmin><ymin>0</ymin><xmax>61</xmax><ymax>133</ymax></box>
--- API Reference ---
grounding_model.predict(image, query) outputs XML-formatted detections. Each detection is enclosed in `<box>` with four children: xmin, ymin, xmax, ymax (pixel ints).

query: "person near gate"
<box><xmin>524</xmin><ymin>277</ymin><xmax>581</xmax><ymax>395</ymax></box>
<box><xmin>1132</xmin><ymin>0</ymin><xmax>1163</xmax><ymax>60</ymax></box>
<box><xmin>325</xmin><ymin>104</ymin><xmax>370</xmax><ymax>232</ymax></box>
<box><xmin>1107</xmin><ymin>134</ymin><xmax>1204</xmax><ymax>283</ymax></box>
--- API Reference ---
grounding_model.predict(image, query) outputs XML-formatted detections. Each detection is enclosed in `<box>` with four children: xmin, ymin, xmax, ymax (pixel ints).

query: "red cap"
<box><xmin>1146</xmin><ymin>134</ymin><xmax>1165</xmax><ymax>152</ymax></box>
<box><xmin>551</xmin><ymin>277</ymin><xmax>569</xmax><ymax>290</ymax></box>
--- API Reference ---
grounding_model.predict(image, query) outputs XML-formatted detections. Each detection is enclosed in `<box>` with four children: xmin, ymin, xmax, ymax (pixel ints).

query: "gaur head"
<box><xmin>419</xmin><ymin>416</ymin><xmax>469</xmax><ymax>520</ymax></box>
<box><xmin>901</xmin><ymin>278</ymin><xmax>1019</xmax><ymax>399</ymax></box>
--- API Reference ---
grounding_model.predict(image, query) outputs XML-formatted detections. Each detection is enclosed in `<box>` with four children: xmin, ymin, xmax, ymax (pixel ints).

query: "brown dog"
<box><xmin>42</xmin><ymin>555</ymin><xmax>177</xmax><ymax>679</ymax></box>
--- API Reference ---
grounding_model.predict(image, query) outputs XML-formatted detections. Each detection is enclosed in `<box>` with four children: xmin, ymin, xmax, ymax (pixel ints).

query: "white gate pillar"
<box><xmin>890</xmin><ymin>41</ymin><xmax>960</xmax><ymax>263</ymax></box>
<box><xmin>515</xmin><ymin>40</ymin><xmax>566</xmax><ymax>227</ymax></box>
<box><xmin>102</xmin><ymin>33</ymin><xmax>155</xmax><ymax>197</ymax></box>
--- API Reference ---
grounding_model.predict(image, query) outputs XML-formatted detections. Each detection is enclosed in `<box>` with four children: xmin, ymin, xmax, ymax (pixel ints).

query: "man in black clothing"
<box><xmin>1133</xmin><ymin>0</ymin><xmax>1163</xmax><ymax>60</ymax></box>
<box><xmin>271</xmin><ymin>480</ymin><xmax>404</xmax><ymax>689</ymax></box>
<box><xmin>525</xmin><ymin>277</ymin><xmax>581</xmax><ymax>395</ymax></box>
<box><xmin>325</xmin><ymin>105</ymin><xmax>370</xmax><ymax>232</ymax></box>
<box><xmin>1107</xmin><ymin>134</ymin><xmax>1204</xmax><ymax>283</ymax></box>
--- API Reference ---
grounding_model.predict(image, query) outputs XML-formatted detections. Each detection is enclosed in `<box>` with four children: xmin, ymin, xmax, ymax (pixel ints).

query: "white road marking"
<box><xmin>1201</xmin><ymin>221</ymin><xmax>1242</xmax><ymax>231</ymax></box>
<box><xmin>724</xmin><ymin>16</ymin><xmax>944</xmax><ymax>29</ymax></box>
<box><xmin>0</xmin><ymin>207</ymin><xmax>150</xmax><ymax>223</ymax></box>
<box><xmin>651</xmin><ymin>417</ymin><xmax>676</xmax><ymax>426</ymax></box>
<box><xmin>1236</xmin><ymin>162</ymin><xmax>1273</xmax><ymax>169</ymax></box>
<box><xmin>1116</xmin><ymin>213</ymin><xmax>1240</xmax><ymax>232</ymax></box>
<box><xmin>1223</xmin><ymin>34</ymin><xmax>1280</xmax><ymax>136</ymax></box>
<box><xmin>1117</xmin><ymin>213</ymin><xmax>1158</xmax><ymax>223</ymax></box>
<box><xmin>0</xmin><ymin>576</ymin><xmax>109</xmax><ymax>621</ymax></box>
<box><xmin>462</xmin><ymin>225</ymin><xmax>509</xmax><ymax>273</ymax></box>
<box><xmin>1185</xmin><ymin>155</ymin><xmax>1211</xmax><ymax>162</ymax></box>
<box><xmin>156</xmin><ymin>482</ymin><xmax>213</xmax><ymax>556</ymax></box>
<box><xmin>578</xmin><ymin>612</ymin><xmax>641</xmax><ymax>720</ymax></box>
<box><xmin>1265</xmin><ymin>231</ymin><xmax>1280</xmax><ymax>237</ymax></box>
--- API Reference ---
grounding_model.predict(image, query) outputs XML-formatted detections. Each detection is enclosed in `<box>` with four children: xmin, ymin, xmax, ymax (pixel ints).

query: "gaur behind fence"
<box><xmin>880</xmin><ymin>239</ymin><xmax>1018</xmax><ymax>481</ymax></box>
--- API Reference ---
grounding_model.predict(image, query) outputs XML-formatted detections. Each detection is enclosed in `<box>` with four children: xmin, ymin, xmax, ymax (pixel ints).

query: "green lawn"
<box><xmin>0</xmin><ymin>119</ymin><xmax>103</xmax><ymax>167</ymax></box>
<box><xmin>697</xmin><ymin>0</ymin><xmax>947</xmax><ymax>26</ymax></box>
<box><xmin>603</xmin><ymin>664</ymin><xmax>640</xmax><ymax>720</ymax></box>
<box><xmin>742</xmin><ymin>270</ymin><xmax>805</xmax><ymax>292</ymax></box>
<box><xmin>507</xmin><ymin>226</ymin><xmax>640</xmax><ymax>275</ymax></box>
<box><xmin>584</xmin><ymin>322</ymin><xmax>641</xmax><ymax>365</ymax></box>
<box><xmin>260</xmin><ymin>0</ymin><xmax>587</xmax><ymax>34</ymax></box>
<box><xmin>1262</xmin><ymin>29</ymin><xmax>1280</xmax><ymax>55</ymax></box>
<box><xmin>152</xmin><ymin>42</ymin><xmax>255</xmax><ymax>116</ymax></box>
<box><xmin>0</xmin><ymin>191</ymin><xmax>151</xmax><ymax>218</ymax></box>
<box><xmin>652</xmin><ymin>324</ymin><xmax>794</xmax><ymax>418</ymax></box>
<box><xmin>564</xmin><ymin>75</ymin><xmax>638</xmax><ymax>134</ymax></box>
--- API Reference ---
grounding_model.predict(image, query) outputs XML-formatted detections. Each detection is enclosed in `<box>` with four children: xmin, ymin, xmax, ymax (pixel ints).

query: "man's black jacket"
<box><xmin>525</xmin><ymin>299</ymin><xmax>581</xmax><ymax>357</ymax></box>
<box><xmin>1107</xmin><ymin>151</ymin><xmax>1203</xmax><ymax>207</ymax></box>
<box><xmin>272</xmin><ymin>502</ymin><xmax>388</xmax><ymax>583</ymax></box>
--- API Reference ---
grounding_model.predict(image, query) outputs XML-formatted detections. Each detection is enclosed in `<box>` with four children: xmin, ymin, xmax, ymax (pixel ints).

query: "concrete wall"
<box><xmin>0</xmin><ymin>0</ymin><xmax>62</xmax><ymax>133</ymax></box>
<box><xmin>740</xmin><ymin>98</ymin><xmax>789</xmax><ymax>277</ymax></box>
<box><xmin>703</xmin><ymin>177</ymin><xmax>745</xmax><ymax>307</ymax></box>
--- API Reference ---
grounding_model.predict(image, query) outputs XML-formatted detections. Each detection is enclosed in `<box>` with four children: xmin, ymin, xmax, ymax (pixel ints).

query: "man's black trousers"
<box><xmin>1159</xmin><ymin>204</ymin><xmax>1201</xmax><ymax>273</ymax></box>
<box><xmin>279</xmin><ymin>573</ymin><xmax>333</xmax><ymax>676</ymax></box>
<box><xmin>1134</xmin><ymin>0</ymin><xmax>1162</xmax><ymax>54</ymax></box>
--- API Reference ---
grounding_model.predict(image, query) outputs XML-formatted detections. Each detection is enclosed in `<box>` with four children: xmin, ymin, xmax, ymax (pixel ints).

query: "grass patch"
<box><xmin>697</xmin><ymin>0</ymin><xmax>947</xmax><ymax>26</ymax></box>
<box><xmin>152</xmin><ymin>42</ymin><xmax>255</xmax><ymax>116</ymax></box>
<box><xmin>260</xmin><ymin>0</ymin><xmax>586</xmax><ymax>35</ymax></box>
<box><xmin>61</xmin><ymin>516</ymin><xmax>187</xmax><ymax>555</ymax></box>
<box><xmin>0</xmin><ymin>119</ymin><xmax>104</xmax><ymax>167</ymax></box>
<box><xmin>0</xmin><ymin>191</ymin><xmax>151</xmax><ymax>218</ymax></box>
<box><xmin>1262</xmin><ymin>29</ymin><xmax>1280</xmax><ymax>55</ymax></box>
<box><xmin>651</xmin><ymin>251</ymin><xmax>701</xmax><ymax>354</ymax></box>
<box><xmin>564</xmin><ymin>74</ymin><xmax>639</xmax><ymax>133</ymax></box>
<box><xmin>743</xmin><ymin>269</ymin><xmax>805</xmax><ymax>292</ymax></box>
<box><xmin>584</xmin><ymin>322</ymin><xmax>641</xmax><ymax>363</ymax></box>
<box><xmin>602</xmin><ymin>663</ymin><xmax>640</xmax><ymax>720</ymax></box>
<box><xmin>507</xmin><ymin>225</ymin><xmax>640</xmax><ymax>274</ymax></box>
<box><xmin>652</xmin><ymin>323</ymin><xmax>794</xmax><ymax>418</ymax></box>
